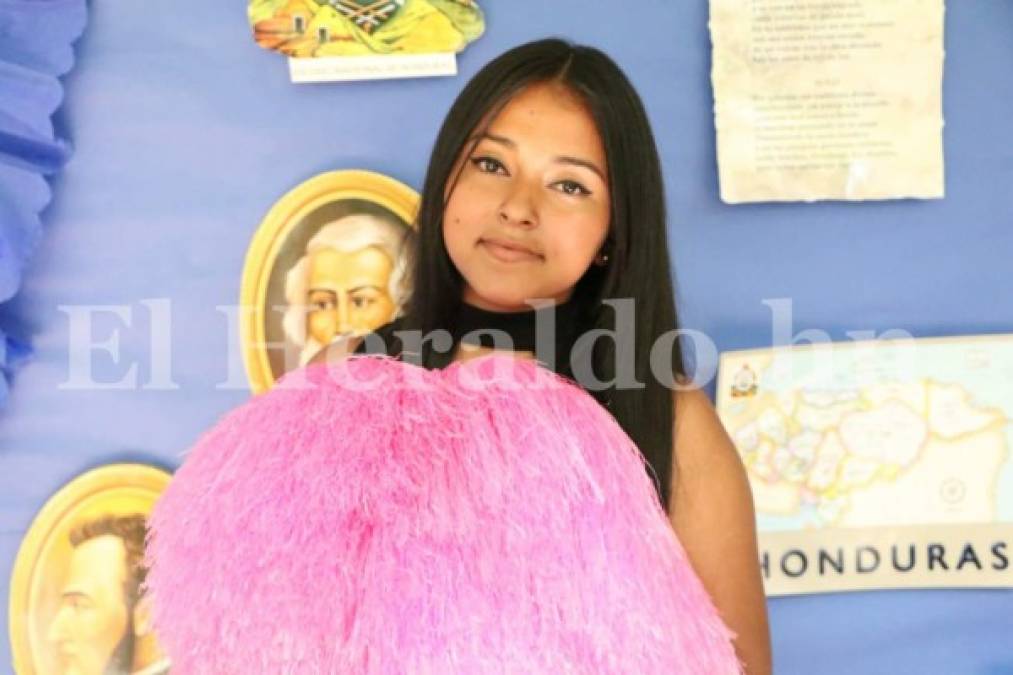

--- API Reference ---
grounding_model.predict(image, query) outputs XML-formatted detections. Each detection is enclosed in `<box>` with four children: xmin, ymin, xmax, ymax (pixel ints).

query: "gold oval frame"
<box><xmin>8</xmin><ymin>463</ymin><xmax>172</xmax><ymax>675</ymax></box>
<box><xmin>239</xmin><ymin>170</ymin><xmax>419</xmax><ymax>394</ymax></box>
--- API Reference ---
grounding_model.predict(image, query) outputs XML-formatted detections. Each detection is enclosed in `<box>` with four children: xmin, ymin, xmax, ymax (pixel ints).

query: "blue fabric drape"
<box><xmin>0</xmin><ymin>0</ymin><xmax>87</xmax><ymax>405</ymax></box>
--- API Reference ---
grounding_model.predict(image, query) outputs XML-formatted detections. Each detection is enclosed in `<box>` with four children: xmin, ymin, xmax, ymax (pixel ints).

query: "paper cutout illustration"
<box><xmin>249</xmin><ymin>0</ymin><xmax>484</xmax><ymax>58</ymax></box>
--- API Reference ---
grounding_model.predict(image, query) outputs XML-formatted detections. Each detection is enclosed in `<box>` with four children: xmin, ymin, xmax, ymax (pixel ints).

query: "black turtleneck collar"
<box><xmin>450</xmin><ymin>296</ymin><xmax>582</xmax><ymax>356</ymax></box>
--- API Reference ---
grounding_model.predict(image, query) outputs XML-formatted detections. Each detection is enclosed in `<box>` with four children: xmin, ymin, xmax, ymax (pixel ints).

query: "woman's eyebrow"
<box><xmin>555</xmin><ymin>155</ymin><xmax>606</xmax><ymax>181</ymax></box>
<box><xmin>471</xmin><ymin>132</ymin><xmax>606</xmax><ymax>181</ymax></box>
<box><xmin>471</xmin><ymin>132</ymin><xmax>515</xmax><ymax>148</ymax></box>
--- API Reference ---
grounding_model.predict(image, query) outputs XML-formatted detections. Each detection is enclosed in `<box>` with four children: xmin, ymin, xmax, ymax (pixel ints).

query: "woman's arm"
<box><xmin>668</xmin><ymin>388</ymin><xmax>773</xmax><ymax>675</ymax></box>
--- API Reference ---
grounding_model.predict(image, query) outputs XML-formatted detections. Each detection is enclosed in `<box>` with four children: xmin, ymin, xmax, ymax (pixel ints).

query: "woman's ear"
<box><xmin>594</xmin><ymin>237</ymin><xmax>613</xmax><ymax>267</ymax></box>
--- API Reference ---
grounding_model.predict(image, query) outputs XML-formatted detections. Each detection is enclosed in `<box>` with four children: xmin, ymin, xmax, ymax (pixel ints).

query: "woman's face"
<box><xmin>443</xmin><ymin>81</ymin><xmax>611</xmax><ymax>312</ymax></box>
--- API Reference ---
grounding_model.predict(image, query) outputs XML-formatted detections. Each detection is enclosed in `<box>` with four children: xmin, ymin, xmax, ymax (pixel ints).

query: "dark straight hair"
<box><xmin>394</xmin><ymin>38</ymin><xmax>685</xmax><ymax>512</ymax></box>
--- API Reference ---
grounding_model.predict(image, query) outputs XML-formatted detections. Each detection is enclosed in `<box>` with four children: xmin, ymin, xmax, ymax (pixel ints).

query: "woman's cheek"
<box><xmin>460</xmin><ymin>175</ymin><xmax>503</xmax><ymax>215</ymax></box>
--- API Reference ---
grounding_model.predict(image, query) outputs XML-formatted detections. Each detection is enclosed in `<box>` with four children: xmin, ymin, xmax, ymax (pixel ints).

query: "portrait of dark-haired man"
<box><xmin>46</xmin><ymin>514</ymin><xmax>170</xmax><ymax>675</ymax></box>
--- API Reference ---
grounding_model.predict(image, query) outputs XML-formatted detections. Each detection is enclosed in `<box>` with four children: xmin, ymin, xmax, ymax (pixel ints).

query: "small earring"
<box><xmin>595</xmin><ymin>252</ymin><xmax>609</xmax><ymax>266</ymax></box>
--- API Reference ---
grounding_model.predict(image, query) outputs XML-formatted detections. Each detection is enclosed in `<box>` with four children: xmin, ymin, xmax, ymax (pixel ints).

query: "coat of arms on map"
<box><xmin>249</xmin><ymin>0</ymin><xmax>484</xmax><ymax>58</ymax></box>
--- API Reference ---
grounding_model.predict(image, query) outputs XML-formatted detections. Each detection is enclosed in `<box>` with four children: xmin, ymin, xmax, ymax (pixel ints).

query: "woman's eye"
<box><xmin>556</xmin><ymin>180</ymin><xmax>591</xmax><ymax>197</ymax></box>
<box><xmin>470</xmin><ymin>156</ymin><xmax>506</xmax><ymax>174</ymax></box>
<box><xmin>351</xmin><ymin>296</ymin><xmax>375</xmax><ymax>309</ymax></box>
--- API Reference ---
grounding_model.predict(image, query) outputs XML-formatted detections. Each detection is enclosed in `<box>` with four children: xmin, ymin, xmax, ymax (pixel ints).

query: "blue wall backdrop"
<box><xmin>3</xmin><ymin>1</ymin><xmax>1012</xmax><ymax>672</ymax></box>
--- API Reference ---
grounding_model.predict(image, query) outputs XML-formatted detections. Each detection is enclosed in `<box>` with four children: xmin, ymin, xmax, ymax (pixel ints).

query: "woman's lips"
<box><xmin>479</xmin><ymin>238</ymin><xmax>541</xmax><ymax>263</ymax></box>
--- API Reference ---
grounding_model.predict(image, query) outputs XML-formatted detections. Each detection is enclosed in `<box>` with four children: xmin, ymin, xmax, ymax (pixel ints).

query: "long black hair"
<box><xmin>392</xmin><ymin>38</ymin><xmax>685</xmax><ymax>512</ymax></box>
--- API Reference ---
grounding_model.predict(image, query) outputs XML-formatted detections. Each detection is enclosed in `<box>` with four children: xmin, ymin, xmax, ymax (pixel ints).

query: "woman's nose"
<box><xmin>497</xmin><ymin>180</ymin><xmax>538</xmax><ymax>227</ymax></box>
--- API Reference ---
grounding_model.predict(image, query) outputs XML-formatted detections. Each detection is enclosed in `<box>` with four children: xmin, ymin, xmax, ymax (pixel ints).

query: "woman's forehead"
<box><xmin>477</xmin><ymin>83</ymin><xmax>605</xmax><ymax>162</ymax></box>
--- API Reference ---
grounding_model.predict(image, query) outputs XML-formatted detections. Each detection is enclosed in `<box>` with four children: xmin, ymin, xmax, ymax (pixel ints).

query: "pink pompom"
<box><xmin>145</xmin><ymin>354</ymin><xmax>740</xmax><ymax>674</ymax></box>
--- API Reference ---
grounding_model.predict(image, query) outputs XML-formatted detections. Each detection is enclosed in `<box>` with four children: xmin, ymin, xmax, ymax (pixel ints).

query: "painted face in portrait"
<box><xmin>306</xmin><ymin>245</ymin><xmax>396</xmax><ymax>346</ymax></box>
<box><xmin>47</xmin><ymin>534</ymin><xmax>130</xmax><ymax>675</ymax></box>
<box><xmin>283</xmin><ymin>212</ymin><xmax>412</xmax><ymax>367</ymax></box>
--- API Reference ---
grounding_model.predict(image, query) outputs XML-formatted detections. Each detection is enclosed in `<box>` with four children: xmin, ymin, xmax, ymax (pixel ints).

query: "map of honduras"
<box><xmin>715</xmin><ymin>335</ymin><xmax>1013</xmax><ymax>595</ymax></box>
<box><xmin>717</xmin><ymin>335</ymin><xmax>1013</xmax><ymax>533</ymax></box>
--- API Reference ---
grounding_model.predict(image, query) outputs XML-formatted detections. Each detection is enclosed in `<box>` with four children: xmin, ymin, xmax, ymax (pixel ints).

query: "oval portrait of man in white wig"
<box><xmin>240</xmin><ymin>170</ymin><xmax>419</xmax><ymax>392</ymax></box>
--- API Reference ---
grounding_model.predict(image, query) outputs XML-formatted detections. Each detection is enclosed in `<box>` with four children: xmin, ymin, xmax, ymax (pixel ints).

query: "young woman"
<box><xmin>149</xmin><ymin>37</ymin><xmax>772</xmax><ymax>675</ymax></box>
<box><xmin>328</xmin><ymin>38</ymin><xmax>773</xmax><ymax>674</ymax></box>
